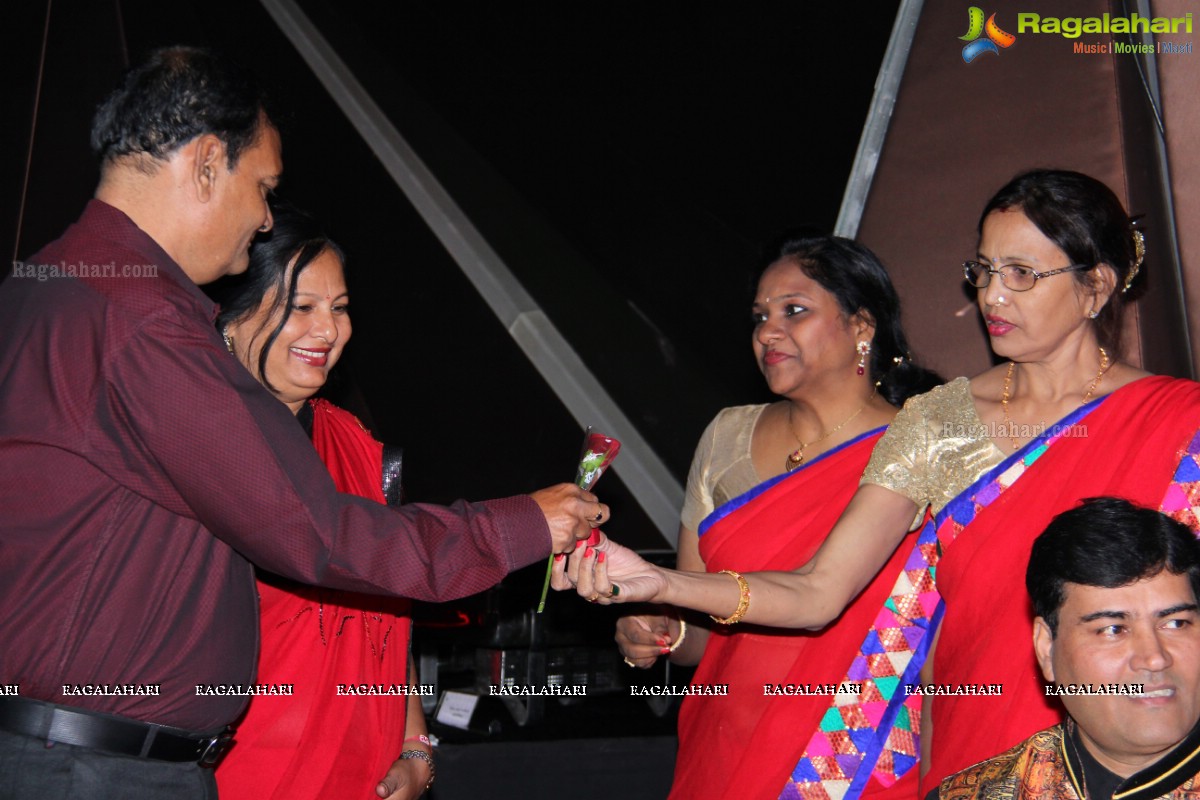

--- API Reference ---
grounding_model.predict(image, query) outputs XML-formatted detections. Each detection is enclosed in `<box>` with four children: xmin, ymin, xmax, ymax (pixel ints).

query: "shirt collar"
<box><xmin>84</xmin><ymin>199</ymin><xmax>221</xmax><ymax>322</ymax></box>
<box><xmin>1061</xmin><ymin>716</ymin><xmax>1200</xmax><ymax>800</ymax></box>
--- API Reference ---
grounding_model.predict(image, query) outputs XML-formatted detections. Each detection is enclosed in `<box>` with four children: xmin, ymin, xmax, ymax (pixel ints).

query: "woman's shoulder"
<box><xmin>309</xmin><ymin>398</ymin><xmax>373</xmax><ymax>434</ymax></box>
<box><xmin>704</xmin><ymin>403</ymin><xmax>770</xmax><ymax>436</ymax></box>
<box><xmin>898</xmin><ymin>376</ymin><xmax>972</xmax><ymax>414</ymax></box>
<box><xmin>878</xmin><ymin>377</ymin><xmax>978</xmax><ymax>441</ymax></box>
<box><xmin>713</xmin><ymin>403</ymin><xmax>770</xmax><ymax>423</ymax></box>
<box><xmin>1111</xmin><ymin>373</ymin><xmax>1200</xmax><ymax>405</ymax></box>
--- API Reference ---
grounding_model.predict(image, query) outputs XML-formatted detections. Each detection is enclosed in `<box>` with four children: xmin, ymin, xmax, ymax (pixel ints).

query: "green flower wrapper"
<box><xmin>536</xmin><ymin>428</ymin><xmax>622</xmax><ymax>612</ymax></box>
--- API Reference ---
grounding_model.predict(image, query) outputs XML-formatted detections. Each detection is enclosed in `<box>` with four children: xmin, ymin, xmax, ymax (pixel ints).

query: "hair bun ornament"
<box><xmin>1124</xmin><ymin>227</ymin><xmax>1145</xmax><ymax>294</ymax></box>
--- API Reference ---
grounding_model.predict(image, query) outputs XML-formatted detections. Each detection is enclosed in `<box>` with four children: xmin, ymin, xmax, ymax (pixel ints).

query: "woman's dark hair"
<box><xmin>979</xmin><ymin>169</ymin><xmax>1139</xmax><ymax>357</ymax></box>
<box><xmin>763</xmin><ymin>233</ymin><xmax>942</xmax><ymax>406</ymax></box>
<box><xmin>91</xmin><ymin>46</ymin><xmax>267</xmax><ymax>170</ymax></box>
<box><xmin>1026</xmin><ymin>497</ymin><xmax>1200</xmax><ymax>636</ymax></box>
<box><xmin>212</xmin><ymin>201</ymin><xmax>345</xmax><ymax>393</ymax></box>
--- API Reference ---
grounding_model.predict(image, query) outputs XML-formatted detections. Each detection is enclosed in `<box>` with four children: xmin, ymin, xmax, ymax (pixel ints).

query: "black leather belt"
<box><xmin>0</xmin><ymin>697</ymin><xmax>234</xmax><ymax>765</ymax></box>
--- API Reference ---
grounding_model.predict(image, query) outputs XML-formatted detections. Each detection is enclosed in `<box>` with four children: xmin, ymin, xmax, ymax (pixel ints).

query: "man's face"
<box><xmin>206</xmin><ymin>115</ymin><xmax>282</xmax><ymax>278</ymax></box>
<box><xmin>1034</xmin><ymin>571</ymin><xmax>1200</xmax><ymax>776</ymax></box>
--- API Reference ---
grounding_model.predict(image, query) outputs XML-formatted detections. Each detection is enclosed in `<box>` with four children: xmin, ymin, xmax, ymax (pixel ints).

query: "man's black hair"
<box><xmin>91</xmin><ymin>46</ymin><xmax>267</xmax><ymax>170</ymax></box>
<box><xmin>1026</xmin><ymin>496</ymin><xmax>1200</xmax><ymax>635</ymax></box>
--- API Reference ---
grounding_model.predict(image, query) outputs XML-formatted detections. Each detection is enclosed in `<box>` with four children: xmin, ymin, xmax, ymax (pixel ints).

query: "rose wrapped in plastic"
<box><xmin>536</xmin><ymin>428</ymin><xmax>621</xmax><ymax>612</ymax></box>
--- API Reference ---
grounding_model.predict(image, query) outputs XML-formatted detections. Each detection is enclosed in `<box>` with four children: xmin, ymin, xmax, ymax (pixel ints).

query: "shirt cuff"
<box><xmin>480</xmin><ymin>495</ymin><xmax>552</xmax><ymax>571</ymax></box>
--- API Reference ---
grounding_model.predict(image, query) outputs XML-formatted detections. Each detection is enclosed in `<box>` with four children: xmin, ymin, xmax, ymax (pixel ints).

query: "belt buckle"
<box><xmin>198</xmin><ymin>730</ymin><xmax>234</xmax><ymax>767</ymax></box>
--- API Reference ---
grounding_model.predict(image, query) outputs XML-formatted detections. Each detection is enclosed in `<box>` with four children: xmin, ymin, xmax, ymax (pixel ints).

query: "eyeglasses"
<box><xmin>962</xmin><ymin>261</ymin><xmax>1092</xmax><ymax>292</ymax></box>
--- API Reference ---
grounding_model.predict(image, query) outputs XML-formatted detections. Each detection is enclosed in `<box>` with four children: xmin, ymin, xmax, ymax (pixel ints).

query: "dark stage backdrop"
<box><xmin>5</xmin><ymin>1</ymin><xmax>899</xmax><ymax>551</ymax></box>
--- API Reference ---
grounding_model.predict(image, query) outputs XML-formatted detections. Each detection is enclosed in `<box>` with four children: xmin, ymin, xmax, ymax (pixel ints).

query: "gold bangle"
<box><xmin>710</xmin><ymin>569</ymin><xmax>750</xmax><ymax>624</ymax></box>
<box><xmin>667</xmin><ymin>618</ymin><xmax>688</xmax><ymax>652</ymax></box>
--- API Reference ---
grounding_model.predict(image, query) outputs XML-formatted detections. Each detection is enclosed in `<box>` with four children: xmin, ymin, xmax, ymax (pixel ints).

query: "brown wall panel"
<box><xmin>1152</xmin><ymin>0</ymin><xmax>1200</xmax><ymax>376</ymax></box>
<box><xmin>858</xmin><ymin>0</ymin><xmax>1192</xmax><ymax>380</ymax></box>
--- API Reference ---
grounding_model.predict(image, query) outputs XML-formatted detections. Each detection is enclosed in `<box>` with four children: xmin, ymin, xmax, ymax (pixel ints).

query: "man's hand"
<box><xmin>530</xmin><ymin>483</ymin><xmax>609</xmax><ymax>553</ymax></box>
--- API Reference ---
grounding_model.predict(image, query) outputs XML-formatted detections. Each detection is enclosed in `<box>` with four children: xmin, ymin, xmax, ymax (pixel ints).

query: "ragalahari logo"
<box><xmin>960</xmin><ymin>7</ymin><xmax>1017</xmax><ymax>62</ymax></box>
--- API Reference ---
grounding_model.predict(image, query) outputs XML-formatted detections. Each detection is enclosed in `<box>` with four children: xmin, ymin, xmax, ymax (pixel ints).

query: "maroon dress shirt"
<box><xmin>0</xmin><ymin>200</ymin><xmax>550</xmax><ymax>731</ymax></box>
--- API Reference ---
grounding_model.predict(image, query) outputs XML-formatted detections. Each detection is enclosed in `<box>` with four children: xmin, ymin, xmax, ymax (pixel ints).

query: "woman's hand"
<box><xmin>615</xmin><ymin>613</ymin><xmax>678</xmax><ymax>668</ymax></box>
<box><xmin>375</xmin><ymin>754</ymin><xmax>430</xmax><ymax>799</ymax></box>
<box><xmin>549</xmin><ymin>532</ymin><xmax>667</xmax><ymax>604</ymax></box>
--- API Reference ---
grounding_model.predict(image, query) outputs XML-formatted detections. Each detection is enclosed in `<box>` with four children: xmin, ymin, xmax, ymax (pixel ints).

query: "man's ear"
<box><xmin>192</xmin><ymin>134</ymin><xmax>225</xmax><ymax>202</ymax></box>
<box><xmin>1033</xmin><ymin>616</ymin><xmax>1056</xmax><ymax>684</ymax></box>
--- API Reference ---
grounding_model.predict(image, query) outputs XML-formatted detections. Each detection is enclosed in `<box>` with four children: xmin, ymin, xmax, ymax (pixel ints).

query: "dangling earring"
<box><xmin>222</xmin><ymin>328</ymin><xmax>235</xmax><ymax>354</ymax></box>
<box><xmin>856</xmin><ymin>341</ymin><xmax>871</xmax><ymax>376</ymax></box>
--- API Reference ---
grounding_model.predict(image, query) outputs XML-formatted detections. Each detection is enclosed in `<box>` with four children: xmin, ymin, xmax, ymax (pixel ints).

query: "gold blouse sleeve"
<box><xmin>861</xmin><ymin>378</ymin><xmax>1004</xmax><ymax>523</ymax></box>
<box><xmin>680</xmin><ymin>405</ymin><xmax>765</xmax><ymax>532</ymax></box>
<box><xmin>680</xmin><ymin>414</ymin><xmax>721</xmax><ymax>533</ymax></box>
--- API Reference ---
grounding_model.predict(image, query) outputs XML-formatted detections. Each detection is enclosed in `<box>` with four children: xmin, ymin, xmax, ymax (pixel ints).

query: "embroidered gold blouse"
<box><xmin>860</xmin><ymin>377</ymin><xmax>1006</xmax><ymax>525</ymax></box>
<box><xmin>680</xmin><ymin>404</ymin><xmax>767</xmax><ymax>532</ymax></box>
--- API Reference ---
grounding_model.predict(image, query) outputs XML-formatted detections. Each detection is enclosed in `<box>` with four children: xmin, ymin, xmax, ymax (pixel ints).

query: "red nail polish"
<box><xmin>586</xmin><ymin>529</ymin><xmax>601</xmax><ymax>546</ymax></box>
<box><xmin>598</xmin><ymin>551</ymin><xmax>606</xmax><ymax>564</ymax></box>
<box><xmin>554</xmin><ymin>553</ymin><xmax>564</xmax><ymax>562</ymax></box>
<box><xmin>659</xmin><ymin>647</ymin><xmax>671</xmax><ymax>655</ymax></box>
<box><xmin>575</xmin><ymin>540</ymin><xmax>584</xmax><ymax>549</ymax></box>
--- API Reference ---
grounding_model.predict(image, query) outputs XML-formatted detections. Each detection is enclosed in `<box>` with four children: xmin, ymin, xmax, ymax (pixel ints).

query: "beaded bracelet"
<box><xmin>709</xmin><ymin>569</ymin><xmax>750</xmax><ymax>624</ymax></box>
<box><xmin>400</xmin><ymin>748</ymin><xmax>435</xmax><ymax>792</ymax></box>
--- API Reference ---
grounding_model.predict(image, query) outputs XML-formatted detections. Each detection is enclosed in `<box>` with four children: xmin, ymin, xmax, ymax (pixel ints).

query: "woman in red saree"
<box><xmin>564</xmin><ymin>170</ymin><xmax>1200</xmax><ymax>799</ymax></box>
<box><xmin>613</xmin><ymin>235</ymin><xmax>938</xmax><ymax>799</ymax></box>
<box><xmin>212</xmin><ymin>205</ymin><xmax>432</xmax><ymax>799</ymax></box>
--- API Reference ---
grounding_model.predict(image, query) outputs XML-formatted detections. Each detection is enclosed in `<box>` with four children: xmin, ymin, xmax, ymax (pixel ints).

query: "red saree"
<box><xmin>217</xmin><ymin>399</ymin><xmax>413</xmax><ymax>800</ymax></box>
<box><xmin>923</xmin><ymin>376</ymin><xmax>1200</xmax><ymax>792</ymax></box>
<box><xmin>671</xmin><ymin>427</ymin><xmax>922</xmax><ymax>800</ymax></box>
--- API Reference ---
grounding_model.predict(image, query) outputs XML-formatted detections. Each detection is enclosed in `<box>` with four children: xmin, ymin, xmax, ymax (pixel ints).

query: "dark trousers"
<box><xmin>0</xmin><ymin>729</ymin><xmax>216</xmax><ymax>799</ymax></box>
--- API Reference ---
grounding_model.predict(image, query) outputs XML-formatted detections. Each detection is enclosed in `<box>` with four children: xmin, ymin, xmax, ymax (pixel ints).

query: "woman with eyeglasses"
<box><xmin>556</xmin><ymin>169</ymin><xmax>1200</xmax><ymax>799</ymax></box>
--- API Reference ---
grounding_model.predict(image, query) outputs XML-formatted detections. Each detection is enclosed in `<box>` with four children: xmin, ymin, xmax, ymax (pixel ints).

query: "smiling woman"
<box><xmin>224</xmin><ymin>243</ymin><xmax>350</xmax><ymax>412</ymax></box>
<box><xmin>217</xmin><ymin>203</ymin><xmax>350</xmax><ymax>411</ymax></box>
<box><xmin>210</xmin><ymin>203</ymin><xmax>434</xmax><ymax>800</ymax></box>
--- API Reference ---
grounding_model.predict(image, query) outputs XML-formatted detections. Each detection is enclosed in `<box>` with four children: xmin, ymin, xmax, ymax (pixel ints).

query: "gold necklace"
<box><xmin>785</xmin><ymin>389</ymin><xmax>877</xmax><ymax>471</ymax></box>
<box><xmin>1000</xmin><ymin>347</ymin><xmax>1110</xmax><ymax>451</ymax></box>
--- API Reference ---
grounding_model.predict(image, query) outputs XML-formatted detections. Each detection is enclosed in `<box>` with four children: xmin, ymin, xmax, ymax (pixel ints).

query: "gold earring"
<box><xmin>222</xmin><ymin>328</ymin><xmax>234</xmax><ymax>354</ymax></box>
<box><xmin>856</xmin><ymin>341</ymin><xmax>871</xmax><ymax>376</ymax></box>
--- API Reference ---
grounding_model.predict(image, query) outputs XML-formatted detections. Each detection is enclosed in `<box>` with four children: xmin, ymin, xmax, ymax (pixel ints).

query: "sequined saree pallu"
<box><xmin>782</xmin><ymin>376</ymin><xmax>1200</xmax><ymax>800</ymax></box>
<box><xmin>926</xmin><ymin>377</ymin><xmax>1200</xmax><ymax>791</ymax></box>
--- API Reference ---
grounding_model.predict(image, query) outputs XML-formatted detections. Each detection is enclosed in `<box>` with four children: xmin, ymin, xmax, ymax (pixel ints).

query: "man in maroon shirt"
<box><xmin>0</xmin><ymin>47</ymin><xmax>607</xmax><ymax>798</ymax></box>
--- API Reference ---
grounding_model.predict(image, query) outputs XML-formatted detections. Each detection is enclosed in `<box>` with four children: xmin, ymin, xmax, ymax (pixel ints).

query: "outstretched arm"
<box><xmin>560</xmin><ymin>484</ymin><xmax>917</xmax><ymax>629</ymax></box>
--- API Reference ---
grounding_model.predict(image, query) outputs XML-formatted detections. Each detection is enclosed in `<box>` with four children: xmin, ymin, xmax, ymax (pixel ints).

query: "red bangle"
<box><xmin>404</xmin><ymin>733</ymin><xmax>432</xmax><ymax>747</ymax></box>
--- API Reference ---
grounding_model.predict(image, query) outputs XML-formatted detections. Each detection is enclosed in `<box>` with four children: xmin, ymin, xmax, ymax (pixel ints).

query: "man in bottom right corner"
<box><xmin>931</xmin><ymin>496</ymin><xmax>1200</xmax><ymax>800</ymax></box>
